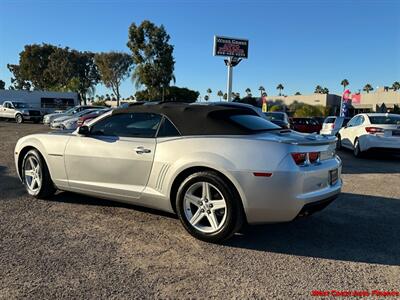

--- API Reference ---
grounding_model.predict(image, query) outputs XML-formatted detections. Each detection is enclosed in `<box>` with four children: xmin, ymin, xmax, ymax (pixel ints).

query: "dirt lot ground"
<box><xmin>0</xmin><ymin>122</ymin><xmax>399</xmax><ymax>299</ymax></box>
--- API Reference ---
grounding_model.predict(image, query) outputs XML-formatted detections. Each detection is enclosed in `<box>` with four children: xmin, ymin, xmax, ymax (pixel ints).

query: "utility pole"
<box><xmin>224</xmin><ymin>57</ymin><xmax>242</xmax><ymax>101</ymax></box>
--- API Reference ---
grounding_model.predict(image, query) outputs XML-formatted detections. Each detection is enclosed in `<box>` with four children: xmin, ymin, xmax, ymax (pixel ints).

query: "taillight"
<box><xmin>291</xmin><ymin>152</ymin><xmax>320</xmax><ymax>165</ymax></box>
<box><xmin>309</xmin><ymin>152</ymin><xmax>320</xmax><ymax>163</ymax></box>
<box><xmin>330</xmin><ymin>124</ymin><xmax>335</xmax><ymax>129</ymax></box>
<box><xmin>365</xmin><ymin>127</ymin><xmax>384</xmax><ymax>134</ymax></box>
<box><xmin>291</xmin><ymin>153</ymin><xmax>307</xmax><ymax>165</ymax></box>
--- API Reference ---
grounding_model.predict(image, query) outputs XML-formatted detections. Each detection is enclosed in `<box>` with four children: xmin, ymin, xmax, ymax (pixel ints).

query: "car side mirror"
<box><xmin>78</xmin><ymin>125</ymin><xmax>90</xmax><ymax>135</ymax></box>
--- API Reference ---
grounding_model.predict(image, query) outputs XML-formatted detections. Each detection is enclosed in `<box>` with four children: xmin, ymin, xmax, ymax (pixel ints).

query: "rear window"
<box><xmin>324</xmin><ymin>117</ymin><xmax>336</xmax><ymax>124</ymax></box>
<box><xmin>229</xmin><ymin>115</ymin><xmax>280</xmax><ymax>131</ymax></box>
<box><xmin>369</xmin><ymin>115</ymin><xmax>400</xmax><ymax>125</ymax></box>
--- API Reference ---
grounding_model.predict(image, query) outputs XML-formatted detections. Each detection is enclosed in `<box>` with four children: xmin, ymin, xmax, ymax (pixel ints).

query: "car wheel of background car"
<box><xmin>336</xmin><ymin>134</ymin><xmax>342</xmax><ymax>150</ymax></box>
<box><xmin>353</xmin><ymin>138</ymin><xmax>363</xmax><ymax>158</ymax></box>
<box><xmin>176</xmin><ymin>171</ymin><xmax>243</xmax><ymax>243</ymax></box>
<box><xmin>22</xmin><ymin>149</ymin><xmax>56</xmax><ymax>198</ymax></box>
<box><xmin>15</xmin><ymin>114</ymin><xmax>23</xmax><ymax>124</ymax></box>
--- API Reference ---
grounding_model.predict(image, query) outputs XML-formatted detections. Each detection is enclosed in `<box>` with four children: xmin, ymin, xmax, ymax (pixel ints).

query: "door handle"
<box><xmin>134</xmin><ymin>146</ymin><xmax>151</xmax><ymax>154</ymax></box>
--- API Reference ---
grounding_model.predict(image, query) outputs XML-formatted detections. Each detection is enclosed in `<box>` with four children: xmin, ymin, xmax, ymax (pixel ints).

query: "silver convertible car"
<box><xmin>15</xmin><ymin>103</ymin><xmax>342</xmax><ymax>242</ymax></box>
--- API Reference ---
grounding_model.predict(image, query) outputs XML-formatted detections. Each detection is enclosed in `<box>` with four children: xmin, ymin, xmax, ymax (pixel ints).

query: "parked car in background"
<box><xmin>0</xmin><ymin>101</ymin><xmax>42</xmax><ymax>123</ymax></box>
<box><xmin>262</xmin><ymin>112</ymin><xmax>291</xmax><ymax>129</ymax></box>
<box><xmin>320</xmin><ymin>116</ymin><xmax>351</xmax><ymax>137</ymax></box>
<box><xmin>312</xmin><ymin>116</ymin><xmax>326</xmax><ymax>126</ymax></box>
<box><xmin>50</xmin><ymin>109</ymin><xmax>100</xmax><ymax>129</ymax></box>
<box><xmin>77</xmin><ymin>108</ymin><xmax>111</xmax><ymax>127</ymax></box>
<box><xmin>290</xmin><ymin>117</ymin><xmax>322</xmax><ymax>133</ymax></box>
<box><xmin>43</xmin><ymin>105</ymin><xmax>104</xmax><ymax>125</ymax></box>
<box><xmin>338</xmin><ymin>113</ymin><xmax>400</xmax><ymax>157</ymax></box>
<box><xmin>15</xmin><ymin>102</ymin><xmax>341</xmax><ymax>242</ymax></box>
<box><xmin>60</xmin><ymin>109</ymin><xmax>109</xmax><ymax>130</ymax></box>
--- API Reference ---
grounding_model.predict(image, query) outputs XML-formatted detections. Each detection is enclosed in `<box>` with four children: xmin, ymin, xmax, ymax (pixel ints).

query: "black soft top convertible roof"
<box><xmin>112</xmin><ymin>102</ymin><xmax>259</xmax><ymax>136</ymax></box>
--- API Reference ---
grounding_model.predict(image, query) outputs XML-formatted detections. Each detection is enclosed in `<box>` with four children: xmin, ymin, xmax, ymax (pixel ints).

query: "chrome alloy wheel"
<box><xmin>183</xmin><ymin>182</ymin><xmax>227</xmax><ymax>233</ymax></box>
<box><xmin>24</xmin><ymin>155</ymin><xmax>42</xmax><ymax>194</ymax></box>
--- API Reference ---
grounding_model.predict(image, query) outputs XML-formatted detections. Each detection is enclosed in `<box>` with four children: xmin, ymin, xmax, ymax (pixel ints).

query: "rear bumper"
<box><xmin>296</xmin><ymin>194</ymin><xmax>338</xmax><ymax>218</ymax></box>
<box><xmin>360</xmin><ymin>135</ymin><xmax>400</xmax><ymax>151</ymax></box>
<box><xmin>232</xmin><ymin>156</ymin><xmax>342</xmax><ymax>224</ymax></box>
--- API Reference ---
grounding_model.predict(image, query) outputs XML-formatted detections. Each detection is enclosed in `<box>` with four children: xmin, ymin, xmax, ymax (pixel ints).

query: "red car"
<box><xmin>77</xmin><ymin>109</ymin><xmax>110</xmax><ymax>127</ymax></box>
<box><xmin>290</xmin><ymin>117</ymin><xmax>322</xmax><ymax>133</ymax></box>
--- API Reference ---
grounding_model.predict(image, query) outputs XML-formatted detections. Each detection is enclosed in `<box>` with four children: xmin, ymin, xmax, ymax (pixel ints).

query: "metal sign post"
<box><xmin>214</xmin><ymin>36</ymin><xmax>248</xmax><ymax>102</ymax></box>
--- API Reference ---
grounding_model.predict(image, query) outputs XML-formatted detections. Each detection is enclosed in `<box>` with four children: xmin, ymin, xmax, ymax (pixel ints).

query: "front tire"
<box><xmin>176</xmin><ymin>171</ymin><xmax>243</xmax><ymax>243</ymax></box>
<box><xmin>15</xmin><ymin>114</ymin><xmax>23</xmax><ymax>124</ymax></box>
<box><xmin>22</xmin><ymin>149</ymin><xmax>56</xmax><ymax>198</ymax></box>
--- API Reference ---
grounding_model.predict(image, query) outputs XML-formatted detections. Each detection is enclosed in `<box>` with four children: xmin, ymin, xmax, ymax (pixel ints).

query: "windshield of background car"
<box><xmin>13</xmin><ymin>102</ymin><xmax>29</xmax><ymax>108</ymax></box>
<box><xmin>263</xmin><ymin>112</ymin><xmax>284</xmax><ymax>121</ymax></box>
<box><xmin>369</xmin><ymin>115</ymin><xmax>400</xmax><ymax>125</ymax></box>
<box><xmin>229</xmin><ymin>114</ymin><xmax>281</xmax><ymax>132</ymax></box>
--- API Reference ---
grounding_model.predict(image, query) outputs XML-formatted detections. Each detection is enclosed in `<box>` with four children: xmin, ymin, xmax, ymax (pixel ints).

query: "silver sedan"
<box><xmin>14</xmin><ymin>103</ymin><xmax>342</xmax><ymax>242</ymax></box>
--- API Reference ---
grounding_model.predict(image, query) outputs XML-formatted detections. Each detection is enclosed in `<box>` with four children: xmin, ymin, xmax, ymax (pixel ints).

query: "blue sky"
<box><xmin>0</xmin><ymin>0</ymin><xmax>399</xmax><ymax>99</ymax></box>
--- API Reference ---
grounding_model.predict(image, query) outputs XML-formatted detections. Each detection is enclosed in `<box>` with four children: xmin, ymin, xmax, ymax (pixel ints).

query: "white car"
<box><xmin>43</xmin><ymin>105</ymin><xmax>104</xmax><ymax>125</ymax></box>
<box><xmin>50</xmin><ymin>109</ymin><xmax>99</xmax><ymax>129</ymax></box>
<box><xmin>320</xmin><ymin>116</ymin><xmax>351</xmax><ymax>137</ymax></box>
<box><xmin>14</xmin><ymin>103</ymin><xmax>341</xmax><ymax>242</ymax></box>
<box><xmin>338</xmin><ymin>113</ymin><xmax>400</xmax><ymax>157</ymax></box>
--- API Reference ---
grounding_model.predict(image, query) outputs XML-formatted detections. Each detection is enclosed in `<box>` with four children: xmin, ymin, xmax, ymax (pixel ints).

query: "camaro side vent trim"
<box><xmin>156</xmin><ymin>163</ymin><xmax>170</xmax><ymax>192</ymax></box>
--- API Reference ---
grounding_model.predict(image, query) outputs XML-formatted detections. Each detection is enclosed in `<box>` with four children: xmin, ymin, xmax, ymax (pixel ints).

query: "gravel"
<box><xmin>0</xmin><ymin>121</ymin><xmax>399</xmax><ymax>299</ymax></box>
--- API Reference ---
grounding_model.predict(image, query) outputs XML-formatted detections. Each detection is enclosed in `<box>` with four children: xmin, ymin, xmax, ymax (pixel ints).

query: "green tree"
<box><xmin>293</xmin><ymin>103</ymin><xmax>325</xmax><ymax>117</ymax></box>
<box><xmin>206</xmin><ymin>88</ymin><xmax>212</xmax><ymax>100</ymax></box>
<box><xmin>223</xmin><ymin>93</ymin><xmax>227</xmax><ymax>100</ymax></box>
<box><xmin>294</xmin><ymin>91</ymin><xmax>301</xmax><ymax>95</ymax></box>
<box><xmin>269</xmin><ymin>105</ymin><xmax>282</xmax><ymax>112</ymax></box>
<box><xmin>392</xmin><ymin>81</ymin><xmax>400</xmax><ymax>91</ymax></box>
<box><xmin>217</xmin><ymin>90</ymin><xmax>223</xmax><ymax>100</ymax></box>
<box><xmin>204</xmin><ymin>95</ymin><xmax>209</xmax><ymax>101</ymax></box>
<box><xmin>245</xmin><ymin>88</ymin><xmax>251</xmax><ymax>96</ymax></box>
<box><xmin>363</xmin><ymin>83</ymin><xmax>373</xmax><ymax>93</ymax></box>
<box><xmin>127</xmin><ymin>20</ymin><xmax>175</xmax><ymax>101</ymax></box>
<box><xmin>0</xmin><ymin>80</ymin><xmax>5</xmax><ymax>89</ymax></box>
<box><xmin>322</xmin><ymin>87</ymin><xmax>329</xmax><ymax>94</ymax></box>
<box><xmin>276</xmin><ymin>84</ymin><xmax>284</xmax><ymax>96</ymax></box>
<box><xmin>314</xmin><ymin>85</ymin><xmax>323</xmax><ymax>93</ymax></box>
<box><xmin>341</xmin><ymin>79</ymin><xmax>349</xmax><ymax>91</ymax></box>
<box><xmin>94</xmin><ymin>52</ymin><xmax>133</xmax><ymax>106</ymax></box>
<box><xmin>258</xmin><ymin>86</ymin><xmax>265</xmax><ymax>97</ymax></box>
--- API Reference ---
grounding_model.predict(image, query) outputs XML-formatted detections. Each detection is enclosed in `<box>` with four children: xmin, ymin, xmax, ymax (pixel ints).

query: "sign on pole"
<box><xmin>213</xmin><ymin>35</ymin><xmax>249</xmax><ymax>101</ymax></box>
<box><xmin>213</xmin><ymin>36</ymin><xmax>249</xmax><ymax>58</ymax></box>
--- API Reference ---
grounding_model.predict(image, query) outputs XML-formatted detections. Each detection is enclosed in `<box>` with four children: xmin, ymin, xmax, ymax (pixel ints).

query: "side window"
<box><xmin>347</xmin><ymin>116</ymin><xmax>358</xmax><ymax>127</ymax></box>
<box><xmin>4</xmin><ymin>103</ymin><xmax>10</xmax><ymax>108</ymax></box>
<box><xmin>357</xmin><ymin>116</ymin><xmax>365</xmax><ymax>125</ymax></box>
<box><xmin>91</xmin><ymin>113</ymin><xmax>162</xmax><ymax>138</ymax></box>
<box><xmin>157</xmin><ymin>117</ymin><xmax>180</xmax><ymax>138</ymax></box>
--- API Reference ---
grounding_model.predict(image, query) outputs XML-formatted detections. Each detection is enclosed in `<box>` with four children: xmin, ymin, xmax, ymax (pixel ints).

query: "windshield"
<box><xmin>263</xmin><ymin>112</ymin><xmax>285</xmax><ymax>121</ymax></box>
<box><xmin>13</xmin><ymin>102</ymin><xmax>29</xmax><ymax>109</ymax></box>
<box><xmin>230</xmin><ymin>114</ymin><xmax>281</xmax><ymax>131</ymax></box>
<box><xmin>64</xmin><ymin>106</ymin><xmax>78</xmax><ymax>115</ymax></box>
<box><xmin>369</xmin><ymin>115</ymin><xmax>400</xmax><ymax>125</ymax></box>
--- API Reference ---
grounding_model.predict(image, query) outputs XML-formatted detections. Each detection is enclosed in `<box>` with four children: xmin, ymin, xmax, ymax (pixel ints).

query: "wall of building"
<box><xmin>351</xmin><ymin>89</ymin><xmax>400</xmax><ymax>111</ymax></box>
<box><xmin>266</xmin><ymin>93</ymin><xmax>341</xmax><ymax>108</ymax></box>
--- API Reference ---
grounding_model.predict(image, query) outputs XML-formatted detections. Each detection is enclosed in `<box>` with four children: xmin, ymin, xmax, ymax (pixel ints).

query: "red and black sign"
<box><xmin>213</xmin><ymin>36</ymin><xmax>249</xmax><ymax>58</ymax></box>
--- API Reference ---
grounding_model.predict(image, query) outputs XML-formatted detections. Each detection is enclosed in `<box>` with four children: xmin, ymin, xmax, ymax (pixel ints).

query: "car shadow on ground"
<box><xmin>227</xmin><ymin>192</ymin><xmax>400</xmax><ymax>266</ymax></box>
<box><xmin>49</xmin><ymin>191</ymin><xmax>177</xmax><ymax>219</ymax></box>
<box><xmin>0</xmin><ymin>165</ymin><xmax>27</xmax><ymax>200</ymax></box>
<box><xmin>338</xmin><ymin>150</ymin><xmax>400</xmax><ymax>174</ymax></box>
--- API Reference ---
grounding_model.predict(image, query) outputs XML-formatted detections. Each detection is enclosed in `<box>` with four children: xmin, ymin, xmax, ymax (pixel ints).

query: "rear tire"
<box><xmin>176</xmin><ymin>171</ymin><xmax>243</xmax><ymax>243</ymax></box>
<box><xmin>353</xmin><ymin>138</ymin><xmax>363</xmax><ymax>158</ymax></box>
<box><xmin>22</xmin><ymin>149</ymin><xmax>56</xmax><ymax>198</ymax></box>
<box><xmin>15</xmin><ymin>114</ymin><xmax>23</xmax><ymax>124</ymax></box>
<box><xmin>336</xmin><ymin>134</ymin><xmax>342</xmax><ymax>150</ymax></box>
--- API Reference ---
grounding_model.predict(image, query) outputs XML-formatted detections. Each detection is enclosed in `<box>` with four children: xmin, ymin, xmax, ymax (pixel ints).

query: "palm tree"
<box><xmin>204</xmin><ymin>95</ymin><xmax>209</xmax><ymax>101</ymax></box>
<box><xmin>322</xmin><ymin>87</ymin><xmax>329</xmax><ymax>94</ymax></box>
<box><xmin>341</xmin><ymin>79</ymin><xmax>349</xmax><ymax>91</ymax></box>
<box><xmin>206</xmin><ymin>88</ymin><xmax>212</xmax><ymax>99</ymax></box>
<box><xmin>392</xmin><ymin>81</ymin><xmax>400</xmax><ymax>91</ymax></box>
<box><xmin>276</xmin><ymin>84</ymin><xmax>284</xmax><ymax>96</ymax></box>
<box><xmin>363</xmin><ymin>84</ymin><xmax>373</xmax><ymax>93</ymax></box>
<box><xmin>295</xmin><ymin>92</ymin><xmax>301</xmax><ymax>95</ymax></box>
<box><xmin>223</xmin><ymin>93</ymin><xmax>227</xmax><ymax>100</ymax></box>
<box><xmin>245</xmin><ymin>88</ymin><xmax>251</xmax><ymax>96</ymax></box>
<box><xmin>314</xmin><ymin>85</ymin><xmax>323</xmax><ymax>94</ymax></box>
<box><xmin>258</xmin><ymin>86</ymin><xmax>265</xmax><ymax>97</ymax></box>
<box><xmin>217</xmin><ymin>90</ymin><xmax>223</xmax><ymax>101</ymax></box>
